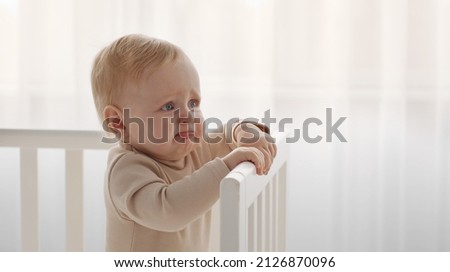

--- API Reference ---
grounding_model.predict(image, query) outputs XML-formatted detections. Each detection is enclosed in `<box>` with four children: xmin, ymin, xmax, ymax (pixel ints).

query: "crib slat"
<box><xmin>248</xmin><ymin>202</ymin><xmax>255</xmax><ymax>251</ymax></box>
<box><xmin>257</xmin><ymin>192</ymin><xmax>264</xmax><ymax>251</ymax></box>
<box><xmin>264</xmin><ymin>183</ymin><xmax>271</xmax><ymax>251</ymax></box>
<box><xmin>269</xmin><ymin>178</ymin><xmax>276</xmax><ymax>251</ymax></box>
<box><xmin>273</xmin><ymin>173</ymin><xmax>280</xmax><ymax>250</ymax></box>
<box><xmin>20</xmin><ymin>148</ymin><xmax>39</xmax><ymax>251</ymax></box>
<box><xmin>65</xmin><ymin>150</ymin><xmax>84</xmax><ymax>251</ymax></box>
<box><xmin>277</xmin><ymin>163</ymin><xmax>287</xmax><ymax>251</ymax></box>
<box><xmin>265</xmin><ymin>181</ymin><xmax>272</xmax><ymax>251</ymax></box>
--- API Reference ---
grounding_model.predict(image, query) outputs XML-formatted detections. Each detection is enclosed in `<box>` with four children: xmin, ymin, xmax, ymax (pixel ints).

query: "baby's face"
<box><xmin>118</xmin><ymin>54</ymin><xmax>204</xmax><ymax>161</ymax></box>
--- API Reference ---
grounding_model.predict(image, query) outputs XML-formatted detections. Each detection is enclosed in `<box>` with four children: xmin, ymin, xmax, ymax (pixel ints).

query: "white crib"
<box><xmin>0</xmin><ymin>129</ymin><xmax>288</xmax><ymax>252</ymax></box>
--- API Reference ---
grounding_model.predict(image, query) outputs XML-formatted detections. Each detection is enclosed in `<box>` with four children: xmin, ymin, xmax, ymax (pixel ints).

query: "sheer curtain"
<box><xmin>0</xmin><ymin>0</ymin><xmax>276</xmax><ymax>129</ymax></box>
<box><xmin>0</xmin><ymin>0</ymin><xmax>449</xmax><ymax>251</ymax></box>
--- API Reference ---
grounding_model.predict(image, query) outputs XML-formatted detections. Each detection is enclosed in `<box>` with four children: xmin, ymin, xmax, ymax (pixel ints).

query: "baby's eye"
<box><xmin>188</xmin><ymin>100</ymin><xmax>200</xmax><ymax>109</ymax></box>
<box><xmin>161</xmin><ymin>102</ymin><xmax>175</xmax><ymax>111</ymax></box>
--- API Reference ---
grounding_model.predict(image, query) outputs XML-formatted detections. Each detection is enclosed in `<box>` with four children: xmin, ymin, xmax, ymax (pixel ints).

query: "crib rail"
<box><xmin>220</xmin><ymin>132</ymin><xmax>288</xmax><ymax>251</ymax></box>
<box><xmin>0</xmin><ymin>129</ymin><xmax>110</xmax><ymax>251</ymax></box>
<box><xmin>1</xmin><ymin>129</ymin><xmax>289</xmax><ymax>252</ymax></box>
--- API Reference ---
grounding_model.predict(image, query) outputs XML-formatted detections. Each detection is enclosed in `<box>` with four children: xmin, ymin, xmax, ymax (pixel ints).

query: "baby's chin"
<box><xmin>173</xmin><ymin>137</ymin><xmax>201</xmax><ymax>153</ymax></box>
<box><xmin>173</xmin><ymin>134</ymin><xmax>201</xmax><ymax>144</ymax></box>
<box><xmin>146</xmin><ymin>138</ymin><xmax>201</xmax><ymax>161</ymax></box>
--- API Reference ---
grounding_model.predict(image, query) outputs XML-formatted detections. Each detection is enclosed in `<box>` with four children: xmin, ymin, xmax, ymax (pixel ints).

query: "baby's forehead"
<box><xmin>127</xmin><ymin>57</ymin><xmax>200</xmax><ymax>95</ymax></box>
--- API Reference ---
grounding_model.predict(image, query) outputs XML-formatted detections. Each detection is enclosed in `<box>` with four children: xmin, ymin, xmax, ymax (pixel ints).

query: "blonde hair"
<box><xmin>91</xmin><ymin>34</ymin><xmax>181</xmax><ymax>122</ymax></box>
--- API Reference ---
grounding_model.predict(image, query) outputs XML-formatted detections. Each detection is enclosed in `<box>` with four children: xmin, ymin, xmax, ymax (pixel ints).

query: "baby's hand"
<box><xmin>222</xmin><ymin>147</ymin><xmax>267</xmax><ymax>175</ymax></box>
<box><xmin>233</xmin><ymin>123</ymin><xmax>277</xmax><ymax>174</ymax></box>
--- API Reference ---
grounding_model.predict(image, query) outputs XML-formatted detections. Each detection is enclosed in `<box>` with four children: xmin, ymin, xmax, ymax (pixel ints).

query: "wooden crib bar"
<box><xmin>220</xmin><ymin>133</ymin><xmax>288</xmax><ymax>251</ymax></box>
<box><xmin>65</xmin><ymin>149</ymin><xmax>84</xmax><ymax>251</ymax></box>
<box><xmin>20</xmin><ymin>148</ymin><xmax>39</xmax><ymax>251</ymax></box>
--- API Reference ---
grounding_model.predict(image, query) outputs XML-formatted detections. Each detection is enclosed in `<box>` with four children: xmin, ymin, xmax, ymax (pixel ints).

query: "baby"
<box><xmin>91</xmin><ymin>34</ymin><xmax>276</xmax><ymax>251</ymax></box>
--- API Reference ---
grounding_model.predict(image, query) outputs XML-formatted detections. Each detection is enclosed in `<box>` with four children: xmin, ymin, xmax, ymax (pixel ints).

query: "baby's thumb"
<box><xmin>247</xmin><ymin>147</ymin><xmax>265</xmax><ymax>175</ymax></box>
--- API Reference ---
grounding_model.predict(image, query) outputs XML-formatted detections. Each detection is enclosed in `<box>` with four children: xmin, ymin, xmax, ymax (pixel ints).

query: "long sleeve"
<box><xmin>107</xmin><ymin>152</ymin><xmax>230</xmax><ymax>232</ymax></box>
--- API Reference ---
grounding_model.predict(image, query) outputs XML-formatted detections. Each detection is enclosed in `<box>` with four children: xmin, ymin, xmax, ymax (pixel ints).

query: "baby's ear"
<box><xmin>103</xmin><ymin>105</ymin><xmax>124</xmax><ymax>136</ymax></box>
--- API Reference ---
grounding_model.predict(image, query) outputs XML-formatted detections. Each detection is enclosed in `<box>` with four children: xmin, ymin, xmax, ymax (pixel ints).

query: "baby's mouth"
<box><xmin>177</xmin><ymin>131</ymin><xmax>195</xmax><ymax>139</ymax></box>
<box><xmin>174</xmin><ymin>130</ymin><xmax>197</xmax><ymax>143</ymax></box>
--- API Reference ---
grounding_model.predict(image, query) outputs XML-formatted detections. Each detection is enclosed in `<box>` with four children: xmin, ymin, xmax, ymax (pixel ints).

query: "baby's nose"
<box><xmin>176</xmin><ymin>108</ymin><xmax>195</xmax><ymax>123</ymax></box>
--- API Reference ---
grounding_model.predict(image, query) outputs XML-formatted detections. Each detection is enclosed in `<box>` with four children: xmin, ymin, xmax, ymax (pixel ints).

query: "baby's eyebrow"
<box><xmin>191</xmin><ymin>91</ymin><xmax>201</xmax><ymax>99</ymax></box>
<box><xmin>152</xmin><ymin>90</ymin><xmax>179</xmax><ymax>101</ymax></box>
<box><xmin>190</xmin><ymin>88</ymin><xmax>201</xmax><ymax>97</ymax></box>
<box><xmin>152</xmin><ymin>87</ymin><xmax>201</xmax><ymax>104</ymax></box>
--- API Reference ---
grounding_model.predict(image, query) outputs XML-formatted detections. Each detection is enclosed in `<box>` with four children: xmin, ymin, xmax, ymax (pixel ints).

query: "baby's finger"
<box><xmin>252</xmin><ymin>148</ymin><xmax>266</xmax><ymax>175</ymax></box>
<box><xmin>268</xmin><ymin>142</ymin><xmax>277</xmax><ymax>158</ymax></box>
<box><xmin>260</xmin><ymin>148</ymin><xmax>272</xmax><ymax>175</ymax></box>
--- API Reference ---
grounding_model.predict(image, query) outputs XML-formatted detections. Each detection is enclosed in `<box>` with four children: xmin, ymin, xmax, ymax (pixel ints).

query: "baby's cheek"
<box><xmin>194</xmin><ymin>114</ymin><xmax>204</xmax><ymax>138</ymax></box>
<box><xmin>127</xmin><ymin>122</ymin><xmax>145</xmax><ymax>145</ymax></box>
<box><xmin>149</xmin><ymin>118</ymin><xmax>173</xmax><ymax>142</ymax></box>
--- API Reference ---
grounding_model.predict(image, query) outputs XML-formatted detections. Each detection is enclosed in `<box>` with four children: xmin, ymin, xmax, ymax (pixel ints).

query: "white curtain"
<box><xmin>0</xmin><ymin>0</ymin><xmax>449</xmax><ymax>251</ymax></box>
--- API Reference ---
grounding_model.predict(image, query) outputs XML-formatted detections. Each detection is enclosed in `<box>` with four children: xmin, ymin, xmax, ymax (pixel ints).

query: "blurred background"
<box><xmin>0</xmin><ymin>0</ymin><xmax>449</xmax><ymax>251</ymax></box>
